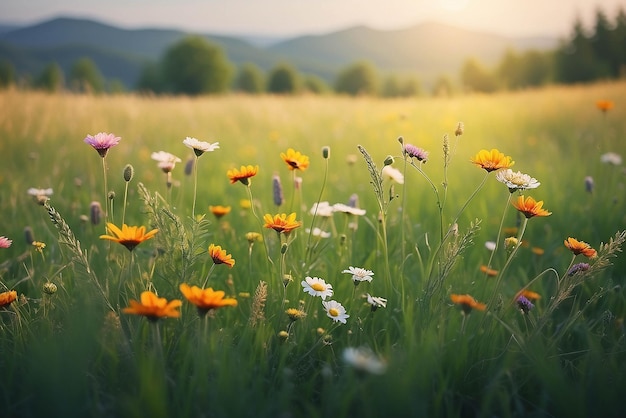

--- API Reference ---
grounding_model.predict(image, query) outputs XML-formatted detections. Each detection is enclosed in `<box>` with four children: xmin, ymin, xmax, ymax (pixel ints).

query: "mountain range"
<box><xmin>0</xmin><ymin>17</ymin><xmax>559</xmax><ymax>89</ymax></box>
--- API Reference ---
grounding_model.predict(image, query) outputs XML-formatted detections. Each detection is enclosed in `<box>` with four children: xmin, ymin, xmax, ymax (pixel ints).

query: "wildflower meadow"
<box><xmin>1</xmin><ymin>82</ymin><xmax>625</xmax><ymax>417</ymax></box>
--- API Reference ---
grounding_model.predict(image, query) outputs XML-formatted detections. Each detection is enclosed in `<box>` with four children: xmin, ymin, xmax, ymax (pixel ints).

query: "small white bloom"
<box><xmin>600</xmin><ymin>152</ymin><xmax>622</xmax><ymax>166</ymax></box>
<box><xmin>342</xmin><ymin>266</ymin><xmax>374</xmax><ymax>284</ymax></box>
<box><xmin>306</xmin><ymin>227</ymin><xmax>331</xmax><ymax>238</ymax></box>
<box><xmin>332</xmin><ymin>203</ymin><xmax>366</xmax><ymax>216</ymax></box>
<box><xmin>310</xmin><ymin>201</ymin><xmax>334</xmax><ymax>217</ymax></box>
<box><xmin>301</xmin><ymin>276</ymin><xmax>334</xmax><ymax>300</ymax></box>
<box><xmin>342</xmin><ymin>347</ymin><xmax>387</xmax><ymax>375</ymax></box>
<box><xmin>495</xmin><ymin>169</ymin><xmax>540</xmax><ymax>191</ymax></box>
<box><xmin>381</xmin><ymin>165</ymin><xmax>404</xmax><ymax>184</ymax></box>
<box><xmin>322</xmin><ymin>300</ymin><xmax>349</xmax><ymax>324</ymax></box>
<box><xmin>27</xmin><ymin>187</ymin><xmax>53</xmax><ymax>197</ymax></box>
<box><xmin>152</xmin><ymin>151</ymin><xmax>182</xmax><ymax>173</ymax></box>
<box><xmin>485</xmin><ymin>241</ymin><xmax>497</xmax><ymax>251</ymax></box>
<box><xmin>366</xmin><ymin>293</ymin><xmax>387</xmax><ymax>310</ymax></box>
<box><xmin>183</xmin><ymin>137</ymin><xmax>220</xmax><ymax>156</ymax></box>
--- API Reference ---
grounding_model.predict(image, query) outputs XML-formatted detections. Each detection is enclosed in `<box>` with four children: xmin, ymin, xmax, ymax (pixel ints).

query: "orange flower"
<box><xmin>596</xmin><ymin>100</ymin><xmax>614</xmax><ymax>113</ymax></box>
<box><xmin>227</xmin><ymin>165</ymin><xmax>258</xmax><ymax>185</ymax></box>
<box><xmin>280</xmin><ymin>148</ymin><xmax>310</xmax><ymax>171</ymax></box>
<box><xmin>209</xmin><ymin>205</ymin><xmax>231</xmax><ymax>218</ymax></box>
<box><xmin>122</xmin><ymin>291</ymin><xmax>181</xmax><ymax>320</ymax></box>
<box><xmin>0</xmin><ymin>290</ymin><xmax>17</xmax><ymax>308</ymax></box>
<box><xmin>100</xmin><ymin>223</ymin><xmax>158</xmax><ymax>251</ymax></box>
<box><xmin>208</xmin><ymin>244</ymin><xmax>235</xmax><ymax>267</ymax></box>
<box><xmin>564</xmin><ymin>237</ymin><xmax>597</xmax><ymax>258</ymax></box>
<box><xmin>531</xmin><ymin>247</ymin><xmax>545</xmax><ymax>255</ymax></box>
<box><xmin>470</xmin><ymin>149</ymin><xmax>514</xmax><ymax>172</ymax></box>
<box><xmin>450</xmin><ymin>293</ymin><xmax>487</xmax><ymax>314</ymax></box>
<box><xmin>515</xmin><ymin>289</ymin><xmax>541</xmax><ymax>301</ymax></box>
<box><xmin>263</xmin><ymin>212</ymin><xmax>302</xmax><ymax>234</ymax></box>
<box><xmin>180</xmin><ymin>283</ymin><xmax>238</xmax><ymax>315</ymax></box>
<box><xmin>480</xmin><ymin>265</ymin><xmax>498</xmax><ymax>277</ymax></box>
<box><xmin>512</xmin><ymin>195</ymin><xmax>551</xmax><ymax>218</ymax></box>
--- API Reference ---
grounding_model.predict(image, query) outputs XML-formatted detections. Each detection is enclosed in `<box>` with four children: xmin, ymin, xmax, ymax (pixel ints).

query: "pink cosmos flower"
<box><xmin>84</xmin><ymin>132</ymin><xmax>122</xmax><ymax>157</ymax></box>
<box><xmin>0</xmin><ymin>236</ymin><xmax>12</xmax><ymax>248</ymax></box>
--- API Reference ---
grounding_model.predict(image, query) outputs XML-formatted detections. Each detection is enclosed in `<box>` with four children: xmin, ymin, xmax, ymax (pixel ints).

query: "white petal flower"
<box><xmin>301</xmin><ymin>276</ymin><xmax>334</xmax><ymax>300</ymax></box>
<box><xmin>310</xmin><ymin>201</ymin><xmax>335</xmax><ymax>217</ymax></box>
<box><xmin>152</xmin><ymin>151</ymin><xmax>182</xmax><ymax>173</ymax></box>
<box><xmin>342</xmin><ymin>347</ymin><xmax>387</xmax><ymax>375</ymax></box>
<box><xmin>366</xmin><ymin>293</ymin><xmax>387</xmax><ymax>310</ymax></box>
<box><xmin>495</xmin><ymin>169</ymin><xmax>540</xmax><ymax>192</ymax></box>
<box><xmin>600</xmin><ymin>152</ymin><xmax>622</xmax><ymax>166</ymax></box>
<box><xmin>485</xmin><ymin>241</ymin><xmax>496</xmax><ymax>251</ymax></box>
<box><xmin>342</xmin><ymin>266</ymin><xmax>374</xmax><ymax>283</ymax></box>
<box><xmin>183</xmin><ymin>137</ymin><xmax>220</xmax><ymax>156</ymax></box>
<box><xmin>332</xmin><ymin>203</ymin><xmax>366</xmax><ymax>216</ymax></box>
<box><xmin>27</xmin><ymin>187</ymin><xmax>53</xmax><ymax>197</ymax></box>
<box><xmin>306</xmin><ymin>227</ymin><xmax>331</xmax><ymax>238</ymax></box>
<box><xmin>322</xmin><ymin>300</ymin><xmax>349</xmax><ymax>324</ymax></box>
<box><xmin>382</xmin><ymin>165</ymin><xmax>404</xmax><ymax>184</ymax></box>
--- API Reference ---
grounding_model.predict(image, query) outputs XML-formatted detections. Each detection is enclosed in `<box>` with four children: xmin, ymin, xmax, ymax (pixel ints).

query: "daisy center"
<box><xmin>311</xmin><ymin>283</ymin><xmax>326</xmax><ymax>291</ymax></box>
<box><xmin>328</xmin><ymin>308</ymin><xmax>339</xmax><ymax>317</ymax></box>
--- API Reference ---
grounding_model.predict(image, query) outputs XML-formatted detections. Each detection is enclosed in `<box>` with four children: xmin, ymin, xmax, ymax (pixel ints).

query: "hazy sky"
<box><xmin>1</xmin><ymin>0</ymin><xmax>624</xmax><ymax>38</ymax></box>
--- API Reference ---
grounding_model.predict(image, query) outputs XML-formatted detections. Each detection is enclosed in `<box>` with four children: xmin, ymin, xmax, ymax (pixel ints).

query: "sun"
<box><xmin>439</xmin><ymin>0</ymin><xmax>471</xmax><ymax>12</ymax></box>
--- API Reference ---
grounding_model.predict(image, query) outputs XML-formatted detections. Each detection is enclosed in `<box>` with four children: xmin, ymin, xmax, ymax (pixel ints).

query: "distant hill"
<box><xmin>0</xmin><ymin>17</ymin><xmax>558</xmax><ymax>89</ymax></box>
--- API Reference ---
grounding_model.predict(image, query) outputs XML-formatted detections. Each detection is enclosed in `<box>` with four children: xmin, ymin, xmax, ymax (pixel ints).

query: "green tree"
<box><xmin>266</xmin><ymin>63</ymin><xmax>299</xmax><ymax>94</ymax></box>
<box><xmin>0</xmin><ymin>59</ymin><xmax>16</xmax><ymax>89</ymax></box>
<box><xmin>69</xmin><ymin>57</ymin><xmax>104</xmax><ymax>93</ymax></box>
<box><xmin>35</xmin><ymin>62</ymin><xmax>64</xmax><ymax>92</ymax></box>
<box><xmin>591</xmin><ymin>8</ymin><xmax>615</xmax><ymax>77</ymax></box>
<box><xmin>136</xmin><ymin>62</ymin><xmax>165</xmax><ymax>93</ymax></box>
<box><xmin>460</xmin><ymin>58</ymin><xmax>497</xmax><ymax>93</ymax></box>
<box><xmin>162</xmin><ymin>36</ymin><xmax>233</xmax><ymax>95</ymax></box>
<box><xmin>399</xmin><ymin>77</ymin><xmax>420</xmax><ymax>97</ymax></box>
<box><xmin>432</xmin><ymin>75</ymin><xmax>454</xmax><ymax>96</ymax></box>
<box><xmin>235</xmin><ymin>63</ymin><xmax>264</xmax><ymax>94</ymax></box>
<box><xmin>555</xmin><ymin>17</ymin><xmax>597</xmax><ymax>83</ymax></box>
<box><xmin>334</xmin><ymin>61</ymin><xmax>378</xmax><ymax>96</ymax></box>
<box><xmin>301</xmin><ymin>75</ymin><xmax>329</xmax><ymax>94</ymax></box>
<box><xmin>615</xmin><ymin>8</ymin><xmax>626</xmax><ymax>77</ymax></box>
<box><xmin>381</xmin><ymin>75</ymin><xmax>401</xmax><ymax>97</ymax></box>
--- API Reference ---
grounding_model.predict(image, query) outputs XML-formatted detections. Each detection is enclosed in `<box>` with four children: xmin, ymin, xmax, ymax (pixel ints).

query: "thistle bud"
<box><xmin>455</xmin><ymin>122</ymin><xmax>464</xmax><ymax>137</ymax></box>
<box><xmin>123</xmin><ymin>164</ymin><xmax>134</xmax><ymax>182</ymax></box>
<box><xmin>397</xmin><ymin>136</ymin><xmax>404</xmax><ymax>145</ymax></box>
<box><xmin>272</xmin><ymin>174</ymin><xmax>284</xmax><ymax>207</ymax></box>
<box><xmin>322</xmin><ymin>146</ymin><xmax>330</xmax><ymax>159</ymax></box>
<box><xmin>383</xmin><ymin>155</ymin><xmax>394</xmax><ymax>166</ymax></box>
<box><xmin>90</xmin><ymin>201</ymin><xmax>102</xmax><ymax>225</ymax></box>
<box><xmin>108</xmin><ymin>191</ymin><xmax>115</xmax><ymax>200</ymax></box>
<box><xmin>43</xmin><ymin>282</ymin><xmax>58</xmax><ymax>295</ymax></box>
<box><xmin>584</xmin><ymin>176</ymin><xmax>594</xmax><ymax>194</ymax></box>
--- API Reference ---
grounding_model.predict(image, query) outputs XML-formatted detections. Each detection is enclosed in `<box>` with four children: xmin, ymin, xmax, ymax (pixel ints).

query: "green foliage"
<box><xmin>301</xmin><ymin>74</ymin><xmax>329</xmax><ymax>94</ymax></box>
<box><xmin>460</xmin><ymin>57</ymin><xmax>498</xmax><ymax>93</ymax></box>
<box><xmin>0</xmin><ymin>59</ymin><xmax>16</xmax><ymax>88</ymax></box>
<box><xmin>266</xmin><ymin>63</ymin><xmax>300</xmax><ymax>94</ymax></box>
<box><xmin>335</xmin><ymin>61</ymin><xmax>378</xmax><ymax>96</ymax></box>
<box><xmin>161</xmin><ymin>36</ymin><xmax>233</xmax><ymax>95</ymax></box>
<box><xmin>136</xmin><ymin>62</ymin><xmax>165</xmax><ymax>93</ymax></box>
<box><xmin>69</xmin><ymin>57</ymin><xmax>104</xmax><ymax>93</ymax></box>
<box><xmin>235</xmin><ymin>62</ymin><xmax>265</xmax><ymax>94</ymax></box>
<box><xmin>381</xmin><ymin>74</ymin><xmax>421</xmax><ymax>97</ymax></box>
<box><xmin>35</xmin><ymin>62</ymin><xmax>65</xmax><ymax>92</ymax></box>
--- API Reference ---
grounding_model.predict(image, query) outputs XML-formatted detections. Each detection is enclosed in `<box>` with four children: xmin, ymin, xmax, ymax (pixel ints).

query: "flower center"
<box><xmin>328</xmin><ymin>308</ymin><xmax>339</xmax><ymax>317</ymax></box>
<box><xmin>311</xmin><ymin>283</ymin><xmax>325</xmax><ymax>291</ymax></box>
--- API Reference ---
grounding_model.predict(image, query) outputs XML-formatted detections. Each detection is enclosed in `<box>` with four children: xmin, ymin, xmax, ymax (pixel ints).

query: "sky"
<box><xmin>1</xmin><ymin>0</ymin><xmax>624</xmax><ymax>39</ymax></box>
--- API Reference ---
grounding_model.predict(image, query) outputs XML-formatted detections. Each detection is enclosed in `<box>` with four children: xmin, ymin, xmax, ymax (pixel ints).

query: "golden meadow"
<box><xmin>0</xmin><ymin>82</ymin><xmax>625</xmax><ymax>417</ymax></box>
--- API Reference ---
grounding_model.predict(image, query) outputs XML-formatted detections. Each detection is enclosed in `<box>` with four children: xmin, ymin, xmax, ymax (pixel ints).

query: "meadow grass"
<box><xmin>0</xmin><ymin>82</ymin><xmax>625</xmax><ymax>417</ymax></box>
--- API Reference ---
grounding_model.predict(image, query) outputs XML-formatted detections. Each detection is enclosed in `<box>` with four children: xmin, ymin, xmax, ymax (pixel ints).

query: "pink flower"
<box><xmin>0</xmin><ymin>236</ymin><xmax>12</xmax><ymax>248</ymax></box>
<box><xmin>84</xmin><ymin>132</ymin><xmax>121</xmax><ymax>157</ymax></box>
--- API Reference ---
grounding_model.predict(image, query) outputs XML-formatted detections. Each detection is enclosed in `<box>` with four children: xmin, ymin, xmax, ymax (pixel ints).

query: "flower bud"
<box><xmin>383</xmin><ymin>155</ymin><xmax>394</xmax><ymax>166</ymax></box>
<box><xmin>455</xmin><ymin>122</ymin><xmax>464</xmax><ymax>137</ymax></box>
<box><xmin>43</xmin><ymin>282</ymin><xmax>58</xmax><ymax>294</ymax></box>
<box><xmin>90</xmin><ymin>201</ymin><xmax>102</xmax><ymax>225</ymax></box>
<box><xmin>322</xmin><ymin>146</ymin><xmax>330</xmax><ymax>159</ymax></box>
<box><xmin>123</xmin><ymin>164</ymin><xmax>134</xmax><ymax>182</ymax></box>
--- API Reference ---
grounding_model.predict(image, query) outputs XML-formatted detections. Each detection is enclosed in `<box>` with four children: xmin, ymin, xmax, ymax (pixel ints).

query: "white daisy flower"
<box><xmin>301</xmin><ymin>276</ymin><xmax>334</xmax><ymax>300</ymax></box>
<box><xmin>600</xmin><ymin>152</ymin><xmax>622</xmax><ymax>166</ymax></box>
<box><xmin>382</xmin><ymin>165</ymin><xmax>404</xmax><ymax>184</ymax></box>
<box><xmin>310</xmin><ymin>201</ymin><xmax>335</xmax><ymax>217</ymax></box>
<box><xmin>152</xmin><ymin>151</ymin><xmax>182</xmax><ymax>173</ymax></box>
<box><xmin>366</xmin><ymin>293</ymin><xmax>387</xmax><ymax>310</ymax></box>
<box><xmin>342</xmin><ymin>347</ymin><xmax>387</xmax><ymax>375</ymax></box>
<box><xmin>27</xmin><ymin>187</ymin><xmax>53</xmax><ymax>197</ymax></box>
<box><xmin>485</xmin><ymin>241</ymin><xmax>497</xmax><ymax>251</ymax></box>
<box><xmin>183</xmin><ymin>137</ymin><xmax>220</xmax><ymax>156</ymax></box>
<box><xmin>306</xmin><ymin>227</ymin><xmax>331</xmax><ymax>238</ymax></box>
<box><xmin>495</xmin><ymin>169</ymin><xmax>540</xmax><ymax>192</ymax></box>
<box><xmin>342</xmin><ymin>266</ymin><xmax>374</xmax><ymax>284</ymax></box>
<box><xmin>322</xmin><ymin>300</ymin><xmax>349</xmax><ymax>324</ymax></box>
<box><xmin>332</xmin><ymin>203</ymin><xmax>366</xmax><ymax>216</ymax></box>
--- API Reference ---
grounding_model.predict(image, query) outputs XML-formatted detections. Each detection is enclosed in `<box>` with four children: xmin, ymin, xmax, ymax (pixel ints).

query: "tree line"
<box><xmin>1</xmin><ymin>6</ymin><xmax>624</xmax><ymax>96</ymax></box>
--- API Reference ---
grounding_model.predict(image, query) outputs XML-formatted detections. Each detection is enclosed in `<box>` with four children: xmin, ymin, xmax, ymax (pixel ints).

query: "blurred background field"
<box><xmin>0</xmin><ymin>81</ymin><xmax>625</xmax><ymax>417</ymax></box>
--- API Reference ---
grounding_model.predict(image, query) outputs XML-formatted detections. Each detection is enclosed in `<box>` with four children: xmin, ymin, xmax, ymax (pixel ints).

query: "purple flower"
<box><xmin>516</xmin><ymin>295</ymin><xmax>534</xmax><ymax>314</ymax></box>
<box><xmin>84</xmin><ymin>132</ymin><xmax>121</xmax><ymax>158</ymax></box>
<box><xmin>0</xmin><ymin>236</ymin><xmax>12</xmax><ymax>248</ymax></box>
<box><xmin>404</xmin><ymin>144</ymin><xmax>429</xmax><ymax>163</ymax></box>
<box><xmin>272</xmin><ymin>174</ymin><xmax>283</xmax><ymax>207</ymax></box>
<box><xmin>567</xmin><ymin>262</ymin><xmax>590</xmax><ymax>276</ymax></box>
<box><xmin>584</xmin><ymin>176</ymin><xmax>594</xmax><ymax>194</ymax></box>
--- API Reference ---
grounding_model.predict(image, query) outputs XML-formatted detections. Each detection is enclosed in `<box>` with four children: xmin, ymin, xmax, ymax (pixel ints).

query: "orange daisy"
<box><xmin>180</xmin><ymin>283</ymin><xmax>238</xmax><ymax>315</ymax></box>
<box><xmin>564</xmin><ymin>237</ymin><xmax>597</xmax><ymax>258</ymax></box>
<box><xmin>515</xmin><ymin>289</ymin><xmax>541</xmax><ymax>301</ymax></box>
<box><xmin>596</xmin><ymin>100</ymin><xmax>614</xmax><ymax>113</ymax></box>
<box><xmin>263</xmin><ymin>212</ymin><xmax>302</xmax><ymax>234</ymax></box>
<box><xmin>99</xmin><ymin>223</ymin><xmax>158</xmax><ymax>251</ymax></box>
<box><xmin>122</xmin><ymin>291</ymin><xmax>181</xmax><ymax>320</ymax></box>
<box><xmin>512</xmin><ymin>195</ymin><xmax>551</xmax><ymax>219</ymax></box>
<box><xmin>450</xmin><ymin>293</ymin><xmax>487</xmax><ymax>314</ymax></box>
<box><xmin>227</xmin><ymin>165</ymin><xmax>258</xmax><ymax>185</ymax></box>
<box><xmin>0</xmin><ymin>290</ymin><xmax>17</xmax><ymax>308</ymax></box>
<box><xmin>208</xmin><ymin>244</ymin><xmax>235</xmax><ymax>267</ymax></box>
<box><xmin>480</xmin><ymin>265</ymin><xmax>498</xmax><ymax>277</ymax></box>
<box><xmin>470</xmin><ymin>149</ymin><xmax>514</xmax><ymax>172</ymax></box>
<box><xmin>280</xmin><ymin>148</ymin><xmax>310</xmax><ymax>171</ymax></box>
<box><xmin>209</xmin><ymin>205</ymin><xmax>231</xmax><ymax>219</ymax></box>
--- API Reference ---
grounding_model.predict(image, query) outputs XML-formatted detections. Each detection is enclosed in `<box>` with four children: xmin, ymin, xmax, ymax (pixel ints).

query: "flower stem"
<box><xmin>192</xmin><ymin>156</ymin><xmax>199</xmax><ymax>220</ymax></box>
<box><xmin>102</xmin><ymin>157</ymin><xmax>109</xmax><ymax>232</ymax></box>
